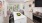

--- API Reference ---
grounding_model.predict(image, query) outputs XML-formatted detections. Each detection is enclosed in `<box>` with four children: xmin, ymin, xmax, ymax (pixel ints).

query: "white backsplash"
<box><xmin>33</xmin><ymin>7</ymin><xmax>42</xmax><ymax>13</ymax></box>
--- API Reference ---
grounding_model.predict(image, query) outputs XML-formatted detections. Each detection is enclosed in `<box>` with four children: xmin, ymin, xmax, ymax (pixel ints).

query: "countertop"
<box><xmin>13</xmin><ymin>12</ymin><xmax>26</xmax><ymax>20</ymax></box>
<box><xmin>33</xmin><ymin>13</ymin><xmax>42</xmax><ymax>18</ymax></box>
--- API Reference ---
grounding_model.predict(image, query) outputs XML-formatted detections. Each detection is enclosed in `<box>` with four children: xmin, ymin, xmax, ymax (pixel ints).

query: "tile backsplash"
<box><xmin>33</xmin><ymin>7</ymin><xmax>42</xmax><ymax>13</ymax></box>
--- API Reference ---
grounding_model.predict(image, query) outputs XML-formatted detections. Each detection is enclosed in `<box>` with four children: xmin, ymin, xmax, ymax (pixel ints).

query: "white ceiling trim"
<box><xmin>6</xmin><ymin>0</ymin><xmax>31</xmax><ymax>3</ymax></box>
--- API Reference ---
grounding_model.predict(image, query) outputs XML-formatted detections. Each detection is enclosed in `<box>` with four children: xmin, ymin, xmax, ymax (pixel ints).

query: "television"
<box><xmin>35</xmin><ymin>0</ymin><xmax>42</xmax><ymax>7</ymax></box>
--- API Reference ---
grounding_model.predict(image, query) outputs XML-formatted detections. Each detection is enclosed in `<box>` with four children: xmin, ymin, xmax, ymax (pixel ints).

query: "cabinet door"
<box><xmin>20</xmin><ymin>17</ymin><xmax>27</xmax><ymax>23</ymax></box>
<box><xmin>15</xmin><ymin>19</ymin><xmax>20</xmax><ymax>23</ymax></box>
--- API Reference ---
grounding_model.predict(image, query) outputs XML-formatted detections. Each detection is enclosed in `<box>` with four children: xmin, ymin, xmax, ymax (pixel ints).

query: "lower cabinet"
<box><xmin>15</xmin><ymin>20</ymin><xmax>20</xmax><ymax>23</ymax></box>
<box><xmin>15</xmin><ymin>17</ymin><xmax>27</xmax><ymax>23</ymax></box>
<box><xmin>33</xmin><ymin>15</ymin><xmax>42</xmax><ymax>23</ymax></box>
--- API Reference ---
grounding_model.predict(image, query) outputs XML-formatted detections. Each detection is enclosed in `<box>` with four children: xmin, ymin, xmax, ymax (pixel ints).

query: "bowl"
<box><xmin>17</xmin><ymin>13</ymin><xmax>21</xmax><ymax>16</ymax></box>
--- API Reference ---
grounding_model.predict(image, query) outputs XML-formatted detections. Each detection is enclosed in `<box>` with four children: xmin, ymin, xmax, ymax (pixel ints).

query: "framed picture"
<box><xmin>0</xmin><ymin>1</ymin><xmax>2</xmax><ymax>8</ymax></box>
<box><xmin>0</xmin><ymin>1</ymin><xmax>3</xmax><ymax>12</ymax></box>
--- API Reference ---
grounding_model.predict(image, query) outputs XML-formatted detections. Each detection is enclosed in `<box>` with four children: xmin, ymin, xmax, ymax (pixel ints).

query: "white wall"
<box><xmin>24</xmin><ymin>2</ymin><xmax>33</xmax><ymax>20</ymax></box>
<box><xmin>3</xmin><ymin>0</ymin><xmax>8</xmax><ymax>17</ymax></box>
<box><xmin>0</xmin><ymin>0</ymin><xmax>8</xmax><ymax>23</ymax></box>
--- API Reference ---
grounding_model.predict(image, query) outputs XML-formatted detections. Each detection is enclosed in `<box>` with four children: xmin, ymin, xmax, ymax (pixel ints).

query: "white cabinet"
<box><xmin>13</xmin><ymin>12</ymin><xmax>27</xmax><ymax>23</ymax></box>
<box><xmin>20</xmin><ymin>17</ymin><xmax>27</xmax><ymax>23</ymax></box>
<box><xmin>15</xmin><ymin>20</ymin><xmax>20</xmax><ymax>23</ymax></box>
<box><xmin>15</xmin><ymin>17</ymin><xmax>27</xmax><ymax>23</ymax></box>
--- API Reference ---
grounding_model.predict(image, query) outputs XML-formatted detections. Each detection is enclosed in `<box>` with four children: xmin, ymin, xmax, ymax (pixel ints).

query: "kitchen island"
<box><xmin>9</xmin><ymin>12</ymin><xmax>27</xmax><ymax>23</ymax></box>
<box><xmin>13</xmin><ymin>12</ymin><xmax>27</xmax><ymax>23</ymax></box>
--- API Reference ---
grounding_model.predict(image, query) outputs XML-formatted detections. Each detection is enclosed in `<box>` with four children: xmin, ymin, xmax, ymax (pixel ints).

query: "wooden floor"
<box><xmin>3</xmin><ymin>16</ymin><xmax>34</xmax><ymax>23</ymax></box>
<box><xmin>4</xmin><ymin>16</ymin><xmax>9</xmax><ymax>23</ymax></box>
<box><xmin>27</xmin><ymin>17</ymin><xmax>34</xmax><ymax>23</ymax></box>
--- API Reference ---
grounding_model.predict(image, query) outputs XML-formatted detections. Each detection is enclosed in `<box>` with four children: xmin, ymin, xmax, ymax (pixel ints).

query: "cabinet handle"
<box><xmin>20</xmin><ymin>22</ymin><xmax>21</xmax><ymax>23</ymax></box>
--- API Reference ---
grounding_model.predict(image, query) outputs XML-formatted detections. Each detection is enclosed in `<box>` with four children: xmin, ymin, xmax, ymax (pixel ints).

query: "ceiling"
<box><xmin>6</xmin><ymin>0</ymin><xmax>31</xmax><ymax>3</ymax></box>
